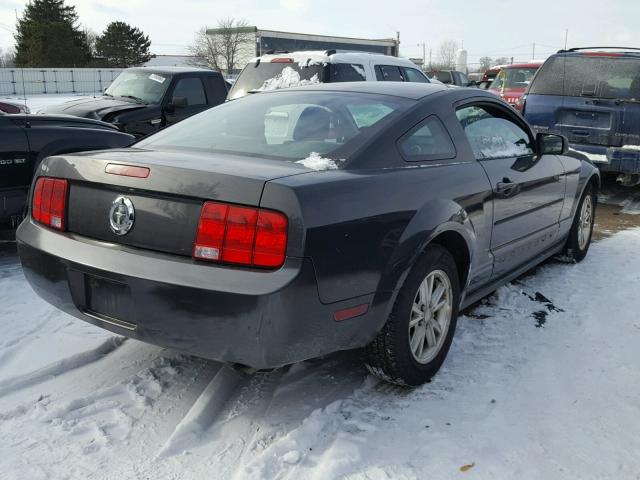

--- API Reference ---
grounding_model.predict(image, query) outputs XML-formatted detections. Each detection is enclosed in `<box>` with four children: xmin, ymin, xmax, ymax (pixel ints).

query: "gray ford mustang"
<box><xmin>17</xmin><ymin>82</ymin><xmax>599</xmax><ymax>386</ymax></box>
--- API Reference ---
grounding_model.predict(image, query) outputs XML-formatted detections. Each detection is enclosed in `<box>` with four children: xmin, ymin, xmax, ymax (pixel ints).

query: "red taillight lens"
<box><xmin>193</xmin><ymin>202</ymin><xmax>228</xmax><ymax>261</ymax></box>
<box><xmin>270</xmin><ymin>57</ymin><xmax>293</xmax><ymax>63</ymax></box>
<box><xmin>222</xmin><ymin>206</ymin><xmax>259</xmax><ymax>264</ymax></box>
<box><xmin>193</xmin><ymin>201</ymin><xmax>288</xmax><ymax>269</ymax></box>
<box><xmin>32</xmin><ymin>177</ymin><xmax>69</xmax><ymax>231</ymax></box>
<box><xmin>253</xmin><ymin>210</ymin><xmax>288</xmax><ymax>267</ymax></box>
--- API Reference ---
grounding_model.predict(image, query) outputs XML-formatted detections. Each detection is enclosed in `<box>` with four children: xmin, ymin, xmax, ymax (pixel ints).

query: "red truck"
<box><xmin>488</xmin><ymin>62</ymin><xmax>542</xmax><ymax>111</ymax></box>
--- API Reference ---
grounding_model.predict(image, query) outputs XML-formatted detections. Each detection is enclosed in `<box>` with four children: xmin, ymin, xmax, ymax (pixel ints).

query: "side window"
<box><xmin>398</xmin><ymin>116</ymin><xmax>456</xmax><ymax>161</ymax></box>
<box><xmin>458</xmin><ymin>72</ymin><xmax>469</xmax><ymax>86</ymax></box>
<box><xmin>329</xmin><ymin>63</ymin><xmax>366</xmax><ymax>82</ymax></box>
<box><xmin>432</xmin><ymin>71</ymin><xmax>452</xmax><ymax>84</ymax></box>
<box><xmin>403</xmin><ymin>67</ymin><xmax>429</xmax><ymax>83</ymax></box>
<box><xmin>171</xmin><ymin>77</ymin><xmax>207</xmax><ymax>106</ymax></box>
<box><xmin>205</xmin><ymin>75</ymin><xmax>228</xmax><ymax>105</ymax></box>
<box><xmin>456</xmin><ymin>105</ymin><xmax>534</xmax><ymax>159</ymax></box>
<box><xmin>376</xmin><ymin>65</ymin><xmax>404</xmax><ymax>81</ymax></box>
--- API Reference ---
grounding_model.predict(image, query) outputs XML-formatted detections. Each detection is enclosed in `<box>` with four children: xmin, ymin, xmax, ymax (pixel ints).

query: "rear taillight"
<box><xmin>32</xmin><ymin>177</ymin><xmax>69</xmax><ymax>231</ymax></box>
<box><xmin>516</xmin><ymin>94</ymin><xmax>527</xmax><ymax>114</ymax></box>
<box><xmin>193</xmin><ymin>201</ymin><xmax>288</xmax><ymax>269</ymax></box>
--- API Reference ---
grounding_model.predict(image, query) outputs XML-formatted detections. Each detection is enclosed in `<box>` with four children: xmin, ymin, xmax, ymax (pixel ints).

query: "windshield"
<box><xmin>137</xmin><ymin>90</ymin><xmax>413</xmax><ymax>162</ymax></box>
<box><xmin>104</xmin><ymin>71</ymin><xmax>172</xmax><ymax>104</ymax></box>
<box><xmin>490</xmin><ymin>67</ymin><xmax>539</xmax><ymax>90</ymax></box>
<box><xmin>228</xmin><ymin>62</ymin><xmax>325</xmax><ymax>100</ymax></box>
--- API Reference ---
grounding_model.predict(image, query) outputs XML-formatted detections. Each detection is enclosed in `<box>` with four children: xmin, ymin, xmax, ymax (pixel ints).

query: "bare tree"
<box><xmin>494</xmin><ymin>57</ymin><xmax>510</xmax><ymax>66</ymax></box>
<box><xmin>479</xmin><ymin>56</ymin><xmax>493</xmax><ymax>71</ymax></box>
<box><xmin>188</xmin><ymin>18</ymin><xmax>254</xmax><ymax>74</ymax></box>
<box><xmin>0</xmin><ymin>47</ymin><xmax>16</xmax><ymax>68</ymax></box>
<box><xmin>438</xmin><ymin>40</ymin><xmax>459</xmax><ymax>69</ymax></box>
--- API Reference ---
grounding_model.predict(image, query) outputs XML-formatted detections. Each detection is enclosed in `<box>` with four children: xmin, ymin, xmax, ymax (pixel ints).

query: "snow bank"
<box><xmin>295</xmin><ymin>152</ymin><xmax>340</xmax><ymax>171</ymax></box>
<box><xmin>1</xmin><ymin>228</ymin><xmax>640</xmax><ymax>479</ymax></box>
<box><xmin>258</xmin><ymin>66</ymin><xmax>320</xmax><ymax>91</ymax></box>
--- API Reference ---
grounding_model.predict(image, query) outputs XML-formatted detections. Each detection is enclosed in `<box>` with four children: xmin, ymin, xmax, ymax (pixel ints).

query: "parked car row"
<box><xmin>3</xmin><ymin>43</ymin><xmax>614</xmax><ymax>386</ymax></box>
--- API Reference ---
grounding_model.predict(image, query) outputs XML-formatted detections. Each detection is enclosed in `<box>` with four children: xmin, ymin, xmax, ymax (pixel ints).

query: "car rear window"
<box><xmin>530</xmin><ymin>54</ymin><xmax>640</xmax><ymax>100</ymax></box>
<box><xmin>227</xmin><ymin>61</ymin><xmax>324</xmax><ymax>100</ymax></box>
<box><xmin>137</xmin><ymin>91</ymin><xmax>413</xmax><ymax>162</ymax></box>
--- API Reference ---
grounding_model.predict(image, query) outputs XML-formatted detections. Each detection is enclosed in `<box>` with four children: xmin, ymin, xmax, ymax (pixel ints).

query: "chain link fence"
<box><xmin>0</xmin><ymin>68</ymin><xmax>124</xmax><ymax>96</ymax></box>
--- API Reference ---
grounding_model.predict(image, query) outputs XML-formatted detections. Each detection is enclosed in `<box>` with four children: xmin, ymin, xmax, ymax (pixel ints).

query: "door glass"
<box><xmin>377</xmin><ymin>65</ymin><xmax>404</xmax><ymax>81</ymax></box>
<box><xmin>172</xmin><ymin>78</ymin><xmax>207</xmax><ymax>106</ymax></box>
<box><xmin>399</xmin><ymin>116</ymin><xmax>455</xmax><ymax>160</ymax></box>
<box><xmin>329</xmin><ymin>63</ymin><xmax>366</xmax><ymax>82</ymax></box>
<box><xmin>403</xmin><ymin>68</ymin><xmax>429</xmax><ymax>83</ymax></box>
<box><xmin>456</xmin><ymin>105</ymin><xmax>534</xmax><ymax>159</ymax></box>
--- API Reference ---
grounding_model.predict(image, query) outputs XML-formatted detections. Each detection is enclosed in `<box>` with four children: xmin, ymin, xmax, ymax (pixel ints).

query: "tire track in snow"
<box><xmin>0</xmin><ymin>336</ymin><xmax>126</xmax><ymax>397</ymax></box>
<box><xmin>158</xmin><ymin>363</ymin><xmax>238</xmax><ymax>457</ymax></box>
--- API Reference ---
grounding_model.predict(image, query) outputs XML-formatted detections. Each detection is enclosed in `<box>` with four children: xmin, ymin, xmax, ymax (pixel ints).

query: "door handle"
<box><xmin>496</xmin><ymin>178</ymin><xmax>517</xmax><ymax>196</ymax></box>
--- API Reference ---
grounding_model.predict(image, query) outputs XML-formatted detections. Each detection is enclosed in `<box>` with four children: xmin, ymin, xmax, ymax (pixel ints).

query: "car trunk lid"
<box><xmin>43</xmin><ymin>148</ymin><xmax>308</xmax><ymax>256</ymax></box>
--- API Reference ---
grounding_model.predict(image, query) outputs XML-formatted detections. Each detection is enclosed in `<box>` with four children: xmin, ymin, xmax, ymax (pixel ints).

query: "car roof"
<box><xmin>254</xmin><ymin>51</ymin><xmax>420</xmax><ymax>68</ymax></box>
<box><xmin>127</xmin><ymin>66</ymin><xmax>219</xmax><ymax>74</ymax></box>
<box><xmin>555</xmin><ymin>48</ymin><xmax>640</xmax><ymax>58</ymax></box>
<box><xmin>261</xmin><ymin>81</ymin><xmax>448</xmax><ymax>100</ymax></box>
<box><xmin>501</xmin><ymin>62</ymin><xmax>543</xmax><ymax>69</ymax></box>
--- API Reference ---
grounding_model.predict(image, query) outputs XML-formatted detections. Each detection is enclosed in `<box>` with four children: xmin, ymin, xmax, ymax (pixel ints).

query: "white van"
<box><xmin>227</xmin><ymin>50</ymin><xmax>431</xmax><ymax>100</ymax></box>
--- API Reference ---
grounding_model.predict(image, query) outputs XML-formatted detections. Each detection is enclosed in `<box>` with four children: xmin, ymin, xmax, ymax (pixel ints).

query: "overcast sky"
<box><xmin>1</xmin><ymin>0</ymin><xmax>639</xmax><ymax>65</ymax></box>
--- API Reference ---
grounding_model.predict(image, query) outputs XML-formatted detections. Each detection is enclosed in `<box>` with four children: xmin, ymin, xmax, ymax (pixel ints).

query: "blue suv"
<box><xmin>523</xmin><ymin>48</ymin><xmax>640</xmax><ymax>184</ymax></box>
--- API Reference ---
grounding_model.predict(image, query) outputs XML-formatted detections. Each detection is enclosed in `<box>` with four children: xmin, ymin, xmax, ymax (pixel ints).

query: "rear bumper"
<box><xmin>16</xmin><ymin>220</ymin><xmax>385</xmax><ymax>369</ymax></box>
<box><xmin>571</xmin><ymin>143</ymin><xmax>640</xmax><ymax>174</ymax></box>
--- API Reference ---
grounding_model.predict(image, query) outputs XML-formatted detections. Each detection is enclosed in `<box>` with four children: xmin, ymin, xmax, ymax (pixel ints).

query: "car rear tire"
<box><xmin>561</xmin><ymin>183</ymin><xmax>596</xmax><ymax>263</ymax></box>
<box><xmin>365</xmin><ymin>245</ymin><xmax>460</xmax><ymax>386</ymax></box>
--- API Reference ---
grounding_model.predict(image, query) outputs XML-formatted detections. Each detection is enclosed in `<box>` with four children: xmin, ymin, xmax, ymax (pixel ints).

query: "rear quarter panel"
<box><xmin>262</xmin><ymin>163</ymin><xmax>493</xmax><ymax>306</ymax></box>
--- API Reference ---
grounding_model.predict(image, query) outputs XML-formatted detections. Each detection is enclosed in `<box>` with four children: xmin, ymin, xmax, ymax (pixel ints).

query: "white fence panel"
<box><xmin>0</xmin><ymin>68</ymin><xmax>124</xmax><ymax>96</ymax></box>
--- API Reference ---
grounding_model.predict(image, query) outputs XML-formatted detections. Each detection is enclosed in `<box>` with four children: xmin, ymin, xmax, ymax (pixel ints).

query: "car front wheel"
<box><xmin>365</xmin><ymin>245</ymin><xmax>460</xmax><ymax>386</ymax></box>
<box><xmin>561</xmin><ymin>184</ymin><xmax>596</xmax><ymax>262</ymax></box>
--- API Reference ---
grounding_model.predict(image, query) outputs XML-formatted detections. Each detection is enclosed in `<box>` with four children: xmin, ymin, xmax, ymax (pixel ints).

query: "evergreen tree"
<box><xmin>14</xmin><ymin>0</ymin><xmax>91</xmax><ymax>67</ymax></box>
<box><xmin>95</xmin><ymin>22</ymin><xmax>151</xmax><ymax>68</ymax></box>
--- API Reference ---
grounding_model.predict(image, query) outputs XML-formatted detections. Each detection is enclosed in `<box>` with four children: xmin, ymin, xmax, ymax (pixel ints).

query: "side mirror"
<box><xmin>537</xmin><ymin>132</ymin><xmax>568</xmax><ymax>155</ymax></box>
<box><xmin>166</xmin><ymin>96</ymin><xmax>188</xmax><ymax>112</ymax></box>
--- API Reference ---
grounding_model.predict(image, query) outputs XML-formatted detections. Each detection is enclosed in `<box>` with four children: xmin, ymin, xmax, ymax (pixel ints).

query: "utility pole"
<box><xmin>564</xmin><ymin>29</ymin><xmax>569</xmax><ymax>49</ymax></box>
<box><xmin>417</xmin><ymin>42</ymin><xmax>426</xmax><ymax>71</ymax></box>
<box><xmin>532</xmin><ymin>42</ymin><xmax>536</xmax><ymax>60</ymax></box>
<box><xmin>396</xmin><ymin>31</ymin><xmax>400</xmax><ymax>57</ymax></box>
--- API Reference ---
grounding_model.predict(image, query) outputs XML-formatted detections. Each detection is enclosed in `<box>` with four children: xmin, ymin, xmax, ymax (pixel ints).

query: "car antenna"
<box><xmin>20</xmin><ymin>66</ymin><xmax>30</xmax><ymax>127</ymax></box>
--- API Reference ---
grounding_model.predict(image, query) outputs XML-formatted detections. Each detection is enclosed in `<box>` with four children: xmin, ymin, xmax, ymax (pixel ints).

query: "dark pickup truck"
<box><xmin>40</xmin><ymin>67</ymin><xmax>228</xmax><ymax>138</ymax></box>
<box><xmin>0</xmin><ymin>113</ymin><xmax>133</xmax><ymax>225</ymax></box>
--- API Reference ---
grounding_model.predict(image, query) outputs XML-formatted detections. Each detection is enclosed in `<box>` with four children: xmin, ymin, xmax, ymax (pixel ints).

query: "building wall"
<box><xmin>207</xmin><ymin>27</ymin><xmax>397</xmax><ymax>74</ymax></box>
<box><xmin>257</xmin><ymin>36</ymin><xmax>395</xmax><ymax>56</ymax></box>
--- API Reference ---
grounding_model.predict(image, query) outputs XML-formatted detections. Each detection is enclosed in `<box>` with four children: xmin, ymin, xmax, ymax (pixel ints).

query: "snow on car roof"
<box><xmin>253</xmin><ymin>50</ymin><xmax>421</xmax><ymax>67</ymax></box>
<box><xmin>263</xmin><ymin>80</ymin><xmax>448</xmax><ymax>100</ymax></box>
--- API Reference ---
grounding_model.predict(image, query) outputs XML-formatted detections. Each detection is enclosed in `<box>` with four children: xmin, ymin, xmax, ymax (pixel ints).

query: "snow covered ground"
<box><xmin>1</xmin><ymin>228</ymin><xmax>640</xmax><ymax>479</ymax></box>
<box><xmin>1</xmin><ymin>94</ymin><xmax>93</xmax><ymax>113</ymax></box>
